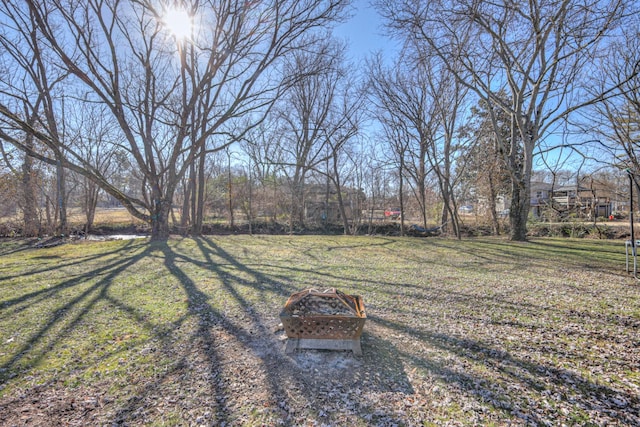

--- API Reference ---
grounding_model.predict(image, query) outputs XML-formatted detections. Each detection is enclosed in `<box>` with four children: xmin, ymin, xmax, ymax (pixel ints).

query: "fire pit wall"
<box><xmin>280</xmin><ymin>288</ymin><xmax>366</xmax><ymax>355</ymax></box>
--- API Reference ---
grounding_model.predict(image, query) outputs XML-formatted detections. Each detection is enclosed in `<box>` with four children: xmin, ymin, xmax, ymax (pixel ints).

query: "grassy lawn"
<box><xmin>0</xmin><ymin>236</ymin><xmax>638</xmax><ymax>426</ymax></box>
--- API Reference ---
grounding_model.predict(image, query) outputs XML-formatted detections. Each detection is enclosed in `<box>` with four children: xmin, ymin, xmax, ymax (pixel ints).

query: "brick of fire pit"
<box><xmin>279</xmin><ymin>288</ymin><xmax>366</xmax><ymax>355</ymax></box>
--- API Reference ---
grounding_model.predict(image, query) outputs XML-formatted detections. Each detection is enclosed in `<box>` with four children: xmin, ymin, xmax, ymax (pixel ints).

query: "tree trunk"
<box><xmin>335</xmin><ymin>188</ymin><xmax>349</xmax><ymax>235</ymax></box>
<box><xmin>227</xmin><ymin>153</ymin><xmax>234</xmax><ymax>228</ymax></box>
<box><xmin>247</xmin><ymin>168</ymin><xmax>253</xmax><ymax>235</ymax></box>
<box><xmin>416</xmin><ymin>143</ymin><xmax>428</xmax><ymax>230</ymax></box>
<box><xmin>398</xmin><ymin>157</ymin><xmax>405</xmax><ymax>236</ymax></box>
<box><xmin>325</xmin><ymin>156</ymin><xmax>330</xmax><ymax>231</ymax></box>
<box><xmin>509</xmin><ymin>179</ymin><xmax>530</xmax><ymax>241</ymax></box>
<box><xmin>508</xmin><ymin>133</ymin><xmax>534</xmax><ymax>241</ymax></box>
<box><xmin>150</xmin><ymin>198</ymin><xmax>171</xmax><ymax>241</ymax></box>
<box><xmin>272</xmin><ymin>178</ymin><xmax>278</xmax><ymax>223</ymax></box>
<box><xmin>289</xmin><ymin>173</ymin><xmax>305</xmax><ymax>233</ymax></box>
<box><xmin>181</xmin><ymin>168</ymin><xmax>194</xmax><ymax>236</ymax></box>
<box><xmin>56</xmin><ymin>157</ymin><xmax>67</xmax><ymax>235</ymax></box>
<box><xmin>441</xmin><ymin>145</ymin><xmax>460</xmax><ymax>239</ymax></box>
<box><xmin>418</xmin><ymin>165</ymin><xmax>427</xmax><ymax>230</ymax></box>
<box><xmin>439</xmin><ymin>178</ymin><xmax>460</xmax><ymax>238</ymax></box>
<box><xmin>83</xmin><ymin>178</ymin><xmax>99</xmax><ymax>233</ymax></box>
<box><xmin>194</xmin><ymin>148</ymin><xmax>206</xmax><ymax>236</ymax></box>
<box><xmin>298</xmin><ymin>185</ymin><xmax>305</xmax><ymax>227</ymax></box>
<box><xmin>288</xmin><ymin>188</ymin><xmax>295</xmax><ymax>234</ymax></box>
<box><xmin>331</xmin><ymin>158</ymin><xmax>350</xmax><ymax>235</ymax></box>
<box><xmin>21</xmin><ymin>149</ymin><xmax>40</xmax><ymax>237</ymax></box>
<box><xmin>45</xmin><ymin>195</ymin><xmax>53</xmax><ymax>233</ymax></box>
<box><xmin>487</xmin><ymin>174</ymin><xmax>500</xmax><ymax>235</ymax></box>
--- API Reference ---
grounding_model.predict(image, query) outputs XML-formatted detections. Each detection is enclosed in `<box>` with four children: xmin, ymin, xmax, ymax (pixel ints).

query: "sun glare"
<box><xmin>163</xmin><ymin>8</ymin><xmax>192</xmax><ymax>40</ymax></box>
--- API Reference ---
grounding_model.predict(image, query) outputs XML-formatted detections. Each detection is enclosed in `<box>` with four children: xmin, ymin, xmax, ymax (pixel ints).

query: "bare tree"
<box><xmin>378</xmin><ymin>0</ymin><xmax>635</xmax><ymax>240</ymax></box>
<box><xmin>422</xmin><ymin>54</ymin><xmax>469</xmax><ymax>238</ymax></box>
<box><xmin>368</xmin><ymin>56</ymin><xmax>430</xmax><ymax>233</ymax></box>
<box><xmin>273</xmin><ymin>38</ymin><xmax>353</xmax><ymax>233</ymax></box>
<box><xmin>0</xmin><ymin>0</ymin><xmax>348</xmax><ymax>240</ymax></box>
<box><xmin>0</xmin><ymin>143</ymin><xmax>35</xmax><ymax>233</ymax></box>
<box><xmin>462</xmin><ymin>95</ymin><xmax>512</xmax><ymax>234</ymax></box>
<box><xmin>368</xmin><ymin>52</ymin><xmax>468</xmax><ymax>236</ymax></box>
<box><xmin>580</xmin><ymin>16</ymin><xmax>640</xmax><ymax>174</ymax></box>
<box><xmin>65</xmin><ymin>104</ymin><xmax>125</xmax><ymax>233</ymax></box>
<box><xmin>316</xmin><ymin>68</ymin><xmax>365</xmax><ymax>234</ymax></box>
<box><xmin>360</xmin><ymin>149</ymin><xmax>389</xmax><ymax>233</ymax></box>
<box><xmin>242</xmin><ymin>122</ymin><xmax>287</xmax><ymax>223</ymax></box>
<box><xmin>0</xmin><ymin>2</ymin><xmax>71</xmax><ymax>236</ymax></box>
<box><xmin>324</xmin><ymin>118</ymin><xmax>365</xmax><ymax>234</ymax></box>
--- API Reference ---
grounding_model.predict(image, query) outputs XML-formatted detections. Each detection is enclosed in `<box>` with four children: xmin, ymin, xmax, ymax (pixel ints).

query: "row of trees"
<box><xmin>375</xmin><ymin>0</ymin><xmax>640</xmax><ymax>240</ymax></box>
<box><xmin>1</xmin><ymin>0</ymin><xmax>639</xmax><ymax>241</ymax></box>
<box><xmin>0</xmin><ymin>141</ymin><xmax>629</xmax><ymax>236</ymax></box>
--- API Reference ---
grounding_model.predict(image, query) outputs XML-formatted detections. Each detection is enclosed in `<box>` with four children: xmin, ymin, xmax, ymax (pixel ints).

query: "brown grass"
<box><xmin>0</xmin><ymin>236</ymin><xmax>638</xmax><ymax>426</ymax></box>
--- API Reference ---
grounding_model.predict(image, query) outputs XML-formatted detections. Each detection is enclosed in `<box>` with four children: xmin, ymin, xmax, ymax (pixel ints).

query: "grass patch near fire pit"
<box><xmin>0</xmin><ymin>236</ymin><xmax>638</xmax><ymax>426</ymax></box>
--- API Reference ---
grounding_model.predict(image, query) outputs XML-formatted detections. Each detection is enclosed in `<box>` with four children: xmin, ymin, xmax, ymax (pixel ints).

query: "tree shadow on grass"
<box><xmin>0</xmin><ymin>238</ymin><xmax>411</xmax><ymax>425</ymax></box>
<box><xmin>2</xmin><ymin>237</ymin><xmax>318</xmax><ymax>426</ymax></box>
<box><xmin>0</xmin><ymin>240</ymin><xmax>212</xmax><ymax>425</ymax></box>
<box><xmin>281</xmin><ymin>330</ymin><xmax>417</xmax><ymax>425</ymax></box>
<box><xmin>422</xmin><ymin>237</ymin><xmax>630</xmax><ymax>277</ymax></box>
<box><xmin>119</xmin><ymin>237</ymin><xmax>636</xmax><ymax>425</ymax></box>
<box><xmin>134</xmin><ymin>240</ymin><xmax>307</xmax><ymax>425</ymax></box>
<box><xmin>0</xmin><ymin>238</ymin><xmax>37</xmax><ymax>256</ymax></box>
<box><xmin>141</xmin><ymin>238</ymin><xmax>422</xmax><ymax>425</ymax></box>
<box><xmin>3</xmin><ymin>236</ymin><xmax>636</xmax><ymax>425</ymax></box>
<box><xmin>368</xmin><ymin>313</ymin><xmax>640</xmax><ymax>425</ymax></box>
<box><xmin>0</xmin><ymin>240</ymin><xmax>152</xmax><ymax>383</ymax></box>
<box><xmin>0</xmin><ymin>238</ymin><xmax>144</xmax><ymax>283</ymax></box>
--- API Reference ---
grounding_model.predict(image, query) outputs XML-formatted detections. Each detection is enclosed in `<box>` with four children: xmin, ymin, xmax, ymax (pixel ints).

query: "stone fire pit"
<box><xmin>279</xmin><ymin>288</ymin><xmax>366</xmax><ymax>355</ymax></box>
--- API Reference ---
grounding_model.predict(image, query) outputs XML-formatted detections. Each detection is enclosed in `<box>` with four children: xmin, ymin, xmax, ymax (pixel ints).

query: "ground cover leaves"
<box><xmin>0</xmin><ymin>236</ymin><xmax>638</xmax><ymax>426</ymax></box>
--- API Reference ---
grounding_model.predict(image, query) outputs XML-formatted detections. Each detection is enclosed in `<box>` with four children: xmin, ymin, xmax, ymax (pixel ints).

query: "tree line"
<box><xmin>0</xmin><ymin>0</ymin><xmax>638</xmax><ymax>241</ymax></box>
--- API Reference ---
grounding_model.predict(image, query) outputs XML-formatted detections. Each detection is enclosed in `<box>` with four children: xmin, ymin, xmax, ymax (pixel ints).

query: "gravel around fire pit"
<box><xmin>0</xmin><ymin>236</ymin><xmax>638</xmax><ymax>426</ymax></box>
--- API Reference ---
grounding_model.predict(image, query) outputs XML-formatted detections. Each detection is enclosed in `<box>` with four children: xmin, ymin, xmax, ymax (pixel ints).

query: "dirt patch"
<box><xmin>0</xmin><ymin>324</ymin><xmax>422</xmax><ymax>426</ymax></box>
<box><xmin>3</xmin><ymin>319</ymin><xmax>637</xmax><ymax>426</ymax></box>
<box><xmin>0</xmin><ymin>383</ymin><xmax>106</xmax><ymax>427</ymax></box>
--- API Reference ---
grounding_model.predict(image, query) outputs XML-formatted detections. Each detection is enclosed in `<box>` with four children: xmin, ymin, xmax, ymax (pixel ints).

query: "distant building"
<box><xmin>302</xmin><ymin>184</ymin><xmax>365</xmax><ymax>223</ymax></box>
<box><xmin>528</xmin><ymin>182</ymin><xmax>614</xmax><ymax>220</ymax></box>
<box><xmin>481</xmin><ymin>180</ymin><xmax>619</xmax><ymax>220</ymax></box>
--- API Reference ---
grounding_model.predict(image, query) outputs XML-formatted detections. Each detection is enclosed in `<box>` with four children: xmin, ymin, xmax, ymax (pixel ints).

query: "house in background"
<box><xmin>303</xmin><ymin>184</ymin><xmax>365</xmax><ymax>223</ymax></box>
<box><xmin>475</xmin><ymin>194</ymin><xmax>510</xmax><ymax>217</ymax></box>
<box><xmin>479</xmin><ymin>182</ymin><xmax>554</xmax><ymax>219</ymax></box>
<box><xmin>468</xmin><ymin>169</ymin><xmax>631</xmax><ymax>221</ymax></box>
<box><xmin>529</xmin><ymin>182</ymin><xmax>615</xmax><ymax>220</ymax></box>
<box><xmin>530</xmin><ymin>182</ymin><xmax>553</xmax><ymax>219</ymax></box>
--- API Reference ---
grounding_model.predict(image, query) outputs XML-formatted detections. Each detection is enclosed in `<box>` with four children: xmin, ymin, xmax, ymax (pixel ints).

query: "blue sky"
<box><xmin>333</xmin><ymin>0</ymin><xmax>397</xmax><ymax>63</ymax></box>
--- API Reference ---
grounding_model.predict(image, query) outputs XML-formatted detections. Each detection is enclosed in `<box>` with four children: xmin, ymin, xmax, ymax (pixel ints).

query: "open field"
<box><xmin>0</xmin><ymin>236</ymin><xmax>638</xmax><ymax>426</ymax></box>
